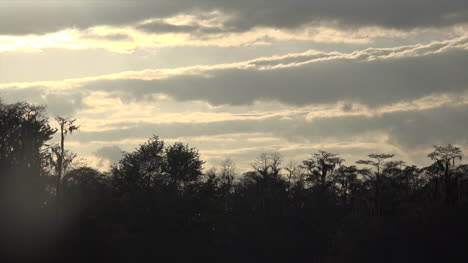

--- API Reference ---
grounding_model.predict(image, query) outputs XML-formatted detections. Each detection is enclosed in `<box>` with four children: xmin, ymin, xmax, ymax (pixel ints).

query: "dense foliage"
<box><xmin>1</xmin><ymin>101</ymin><xmax>468</xmax><ymax>262</ymax></box>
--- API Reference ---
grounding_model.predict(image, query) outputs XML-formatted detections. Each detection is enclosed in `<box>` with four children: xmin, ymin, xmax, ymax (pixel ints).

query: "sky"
<box><xmin>1</xmin><ymin>0</ymin><xmax>468</xmax><ymax>171</ymax></box>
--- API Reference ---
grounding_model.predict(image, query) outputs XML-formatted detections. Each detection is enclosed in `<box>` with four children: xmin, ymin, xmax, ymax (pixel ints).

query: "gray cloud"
<box><xmin>1</xmin><ymin>1</ymin><xmax>467</xmax><ymax>35</ymax></box>
<box><xmin>44</xmin><ymin>92</ymin><xmax>85</xmax><ymax>116</ymax></box>
<box><xmin>80</xmin><ymin>33</ymin><xmax>133</xmax><ymax>41</ymax></box>
<box><xmin>0</xmin><ymin>87</ymin><xmax>44</xmax><ymax>104</ymax></box>
<box><xmin>94</xmin><ymin>145</ymin><xmax>125</xmax><ymax>165</ymax></box>
<box><xmin>2</xmin><ymin>39</ymin><xmax>466</xmax><ymax>117</ymax></box>
<box><xmin>82</xmin><ymin>43</ymin><xmax>468</xmax><ymax>107</ymax></box>
<box><xmin>0</xmin><ymin>43</ymin><xmax>330</xmax><ymax>83</ymax></box>
<box><xmin>137</xmin><ymin>21</ymin><xmax>226</xmax><ymax>35</ymax></box>
<box><xmin>0</xmin><ymin>87</ymin><xmax>85</xmax><ymax>116</ymax></box>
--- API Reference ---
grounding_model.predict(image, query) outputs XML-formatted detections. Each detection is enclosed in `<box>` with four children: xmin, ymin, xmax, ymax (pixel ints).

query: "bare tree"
<box><xmin>251</xmin><ymin>153</ymin><xmax>270</xmax><ymax>177</ymax></box>
<box><xmin>269</xmin><ymin>152</ymin><xmax>282</xmax><ymax>177</ymax></box>
<box><xmin>284</xmin><ymin>160</ymin><xmax>301</xmax><ymax>192</ymax></box>
<box><xmin>220</xmin><ymin>158</ymin><xmax>237</xmax><ymax>192</ymax></box>
<box><xmin>251</xmin><ymin>152</ymin><xmax>282</xmax><ymax>179</ymax></box>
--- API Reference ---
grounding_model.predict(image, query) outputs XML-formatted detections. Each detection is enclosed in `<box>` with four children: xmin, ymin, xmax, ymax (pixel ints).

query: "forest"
<box><xmin>1</xmin><ymin>100</ymin><xmax>468</xmax><ymax>262</ymax></box>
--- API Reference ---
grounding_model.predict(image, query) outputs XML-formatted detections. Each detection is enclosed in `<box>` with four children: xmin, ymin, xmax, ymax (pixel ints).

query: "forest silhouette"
<box><xmin>1</xmin><ymin>100</ymin><xmax>468</xmax><ymax>262</ymax></box>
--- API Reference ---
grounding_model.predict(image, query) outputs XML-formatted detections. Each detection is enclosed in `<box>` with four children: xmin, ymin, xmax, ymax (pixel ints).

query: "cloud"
<box><xmin>1</xmin><ymin>1</ymin><xmax>467</xmax><ymax>35</ymax></box>
<box><xmin>136</xmin><ymin>11</ymin><xmax>230</xmax><ymax>35</ymax></box>
<box><xmin>0</xmin><ymin>37</ymin><xmax>468</xmax><ymax>130</ymax></box>
<box><xmin>3</xmin><ymin>1</ymin><xmax>467</xmax><ymax>172</ymax></box>
<box><xmin>2</xmin><ymin>37</ymin><xmax>467</xmax><ymax>109</ymax></box>
<box><xmin>80</xmin><ymin>32</ymin><xmax>133</xmax><ymax>42</ymax></box>
<box><xmin>77</xmin><ymin>37</ymin><xmax>468</xmax><ymax>107</ymax></box>
<box><xmin>44</xmin><ymin>92</ymin><xmax>86</xmax><ymax>116</ymax></box>
<box><xmin>0</xmin><ymin>86</ymin><xmax>86</xmax><ymax>116</ymax></box>
<box><xmin>94</xmin><ymin>145</ymin><xmax>125</xmax><ymax>165</ymax></box>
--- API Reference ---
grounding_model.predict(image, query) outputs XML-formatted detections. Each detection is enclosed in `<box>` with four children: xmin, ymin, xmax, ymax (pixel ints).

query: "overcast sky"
<box><xmin>1</xmin><ymin>0</ymin><xmax>467</xmax><ymax>171</ymax></box>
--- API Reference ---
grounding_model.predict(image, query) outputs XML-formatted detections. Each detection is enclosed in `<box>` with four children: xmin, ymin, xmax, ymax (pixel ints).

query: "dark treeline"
<box><xmin>1</xmin><ymin>101</ymin><xmax>468</xmax><ymax>262</ymax></box>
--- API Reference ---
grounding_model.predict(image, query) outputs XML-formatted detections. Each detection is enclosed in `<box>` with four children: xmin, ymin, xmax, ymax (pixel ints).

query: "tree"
<box><xmin>284</xmin><ymin>160</ymin><xmax>302</xmax><ymax>192</ymax></box>
<box><xmin>220</xmin><ymin>158</ymin><xmax>237</xmax><ymax>193</ymax></box>
<box><xmin>251</xmin><ymin>152</ymin><xmax>282</xmax><ymax>179</ymax></box>
<box><xmin>111</xmin><ymin>138</ymin><xmax>204</xmax><ymax>194</ymax></box>
<box><xmin>52</xmin><ymin>116</ymin><xmax>79</xmax><ymax>222</ymax></box>
<box><xmin>111</xmin><ymin>136</ymin><xmax>166</xmax><ymax>194</ymax></box>
<box><xmin>302</xmin><ymin>151</ymin><xmax>343</xmax><ymax>189</ymax></box>
<box><xmin>428</xmin><ymin>144</ymin><xmax>462</xmax><ymax>178</ymax></box>
<box><xmin>356</xmin><ymin>153</ymin><xmax>394</xmax><ymax>215</ymax></box>
<box><xmin>269</xmin><ymin>152</ymin><xmax>282</xmax><ymax>178</ymax></box>
<box><xmin>62</xmin><ymin>167</ymin><xmax>108</xmax><ymax>220</ymax></box>
<box><xmin>428</xmin><ymin>144</ymin><xmax>463</xmax><ymax>166</ymax></box>
<box><xmin>0</xmin><ymin>101</ymin><xmax>56</xmax><ymax>252</ymax></box>
<box><xmin>164</xmin><ymin>142</ymin><xmax>204</xmax><ymax>188</ymax></box>
<box><xmin>428</xmin><ymin>144</ymin><xmax>463</xmax><ymax>204</ymax></box>
<box><xmin>0</xmin><ymin>102</ymin><xmax>55</xmax><ymax>176</ymax></box>
<box><xmin>334</xmin><ymin>165</ymin><xmax>359</xmax><ymax>207</ymax></box>
<box><xmin>0</xmin><ymin>102</ymin><xmax>55</xmax><ymax>209</ymax></box>
<box><xmin>251</xmin><ymin>153</ymin><xmax>270</xmax><ymax>178</ymax></box>
<box><xmin>49</xmin><ymin>148</ymin><xmax>77</xmax><ymax>179</ymax></box>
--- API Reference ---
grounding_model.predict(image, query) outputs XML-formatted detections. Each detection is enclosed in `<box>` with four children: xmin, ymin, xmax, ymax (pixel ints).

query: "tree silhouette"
<box><xmin>334</xmin><ymin>165</ymin><xmax>359</xmax><ymax>207</ymax></box>
<box><xmin>302</xmin><ymin>151</ymin><xmax>343</xmax><ymax>189</ymax></box>
<box><xmin>111</xmin><ymin>136</ymin><xmax>165</xmax><ymax>194</ymax></box>
<box><xmin>52</xmin><ymin>116</ymin><xmax>79</xmax><ymax>223</ymax></box>
<box><xmin>357</xmin><ymin>153</ymin><xmax>394</xmax><ymax>215</ymax></box>
<box><xmin>0</xmin><ymin>102</ymin><xmax>55</xmax><ymax>211</ymax></box>
<box><xmin>428</xmin><ymin>144</ymin><xmax>463</xmax><ymax>205</ymax></box>
<box><xmin>250</xmin><ymin>152</ymin><xmax>282</xmax><ymax>181</ymax></box>
<box><xmin>284</xmin><ymin>160</ymin><xmax>302</xmax><ymax>193</ymax></box>
<box><xmin>164</xmin><ymin>142</ymin><xmax>204</xmax><ymax>188</ymax></box>
<box><xmin>220</xmin><ymin>158</ymin><xmax>236</xmax><ymax>192</ymax></box>
<box><xmin>3</xmin><ymin>100</ymin><xmax>468</xmax><ymax>262</ymax></box>
<box><xmin>0</xmin><ymin>101</ymin><xmax>55</xmax><ymax>259</ymax></box>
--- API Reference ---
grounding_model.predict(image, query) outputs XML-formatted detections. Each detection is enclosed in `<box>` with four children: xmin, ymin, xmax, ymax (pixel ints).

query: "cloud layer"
<box><xmin>1</xmin><ymin>1</ymin><xmax>467</xmax><ymax>35</ymax></box>
<box><xmin>3</xmin><ymin>37</ymin><xmax>467</xmax><ymax>109</ymax></box>
<box><xmin>2</xmin><ymin>3</ymin><xmax>467</xmax><ymax>170</ymax></box>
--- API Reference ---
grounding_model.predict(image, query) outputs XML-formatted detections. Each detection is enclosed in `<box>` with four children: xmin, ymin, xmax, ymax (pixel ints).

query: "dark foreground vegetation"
<box><xmin>1</xmin><ymin>101</ymin><xmax>468</xmax><ymax>262</ymax></box>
